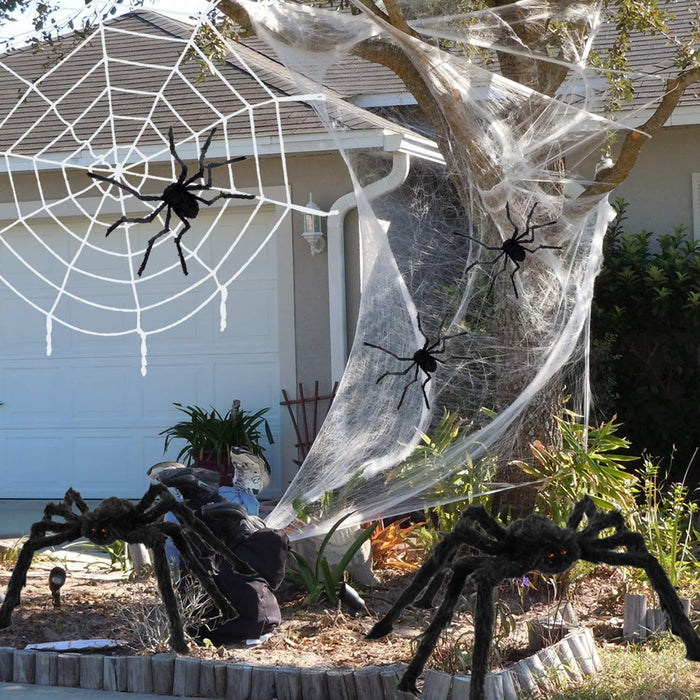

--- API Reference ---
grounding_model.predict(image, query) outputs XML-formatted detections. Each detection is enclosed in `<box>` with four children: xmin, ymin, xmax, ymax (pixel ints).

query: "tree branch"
<box><xmin>584</xmin><ymin>66</ymin><xmax>700</xmax><ymax>198</ymax></box>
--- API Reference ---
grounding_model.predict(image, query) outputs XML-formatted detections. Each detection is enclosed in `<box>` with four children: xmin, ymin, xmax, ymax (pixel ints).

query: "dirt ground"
<box><xmin>0</xmin><ymin>551</ymin><xmax>631</xmax><ymax>675</ymax></box>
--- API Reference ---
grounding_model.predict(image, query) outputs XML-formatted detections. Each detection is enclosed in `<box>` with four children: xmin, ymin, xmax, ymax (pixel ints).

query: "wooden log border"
<box><xmin>623</xmin><ymin>593</ymin><xmax>692</xmax><ymax>642</ymax></box>
<box><xmin>0</xmin><ymin>628</ymin><xmax>598</xmax><ymax>699</ymax></box>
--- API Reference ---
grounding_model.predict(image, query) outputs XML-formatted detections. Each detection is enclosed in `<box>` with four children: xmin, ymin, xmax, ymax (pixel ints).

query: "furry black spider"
<box><xmin>0</xmin><ymin>484</ymin><xmax>251</xmax><ymax>654</ymax></box>
<box><xmin>366</xmin><ymin>495</ymin><xmax>700</xmax><ymax>698</ymax></box>
<box><xmin>461</xmin><ymin>201</ymin><xmax>560</xmax><ymax>298</ymax></box>
<box><xmin>364</xmin><ymin>314</ymin><xmax>467</xmax><ymax>410</ymax></box>
<box><xmin>88</xmin><ymin>126</ymin><xmax>256</xmax><ymax>276</ymax></box>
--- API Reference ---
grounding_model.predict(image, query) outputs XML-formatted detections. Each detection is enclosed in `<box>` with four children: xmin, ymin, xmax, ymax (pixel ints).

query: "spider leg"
<box><xmin>508</xmin><ymin>259</ymin><xmax>521</xmax><ymax>298</ymax></box>
<box><xmin>168</xmin><ymin>126</ymin><xmax>188</xmax><ymax>184</ymax></box>
<box><xmin>150</xmin><ymin>537</ymin><xmax>189</xmax><ymax>654</ymax></box>
<box><xmin>157</xmin><ymin>492</ymin><xmax>254</xmax><ymax>575</ymax></box>
<box><xmin>159</xmin><ymin>521</ymin><xmax>238</xmax><ymax>622</ymax></box>
<box><xmin>505</xmin><ymin>201</ymin><xmax>519</xmax><ymax>238</ymax></box>
<box><xmin>397</xmin><ymin>364</ymin><xmax>422</xmax><ymax>410</ymax></box>
<box><xmin>363</xmin><ymin>342</ymin><xmax>414</xmax><ymax>364</ymax></box>
<box><xmin>0</xmin><ymin>526</ymin><xmax>81</xmax><ymax>628</ymax></box>
<box><xmin>173</xmin><ymin>219</ymin><xmax>192</xmax><ymax>276</ymax></box>
<box><xmin>137</xmin><ymin>206</ymin><xmax>172</xmax><ymax>276</ymax></box>
<box><xmin>485</xmin><ymin>252</ymin><xmax>511</xmax><ymax>297</ymax></box>
<box><xmin>193</xmin><ymin>191</ymin><xmax>257</xmax><ymax>206</ymax></box>
<box><xmin>88</xmin><ymin>172</ymin><xmax>164</xmax><ymax>204</ymax></box>
<box><xmin>566</xmin><ymin>495</ymin><xmax>595</xmax><ymax>530</ymax></box>
<box><xmin>456</xmin><ymin>232</ymin><xmax>504</xmax><ymax>253</ymax></box>
<box><xmin>105</xmin><ymin>202</ymin><xmax>168</xmax><ymax>238</ymax></box>
<box><xmin>413</xmin><ymin>510</ymin><xmax>504</xmax><ymax>609</ymax></box>
<box><xmin>582</xmin><ymin>542</ymin><xmax>700</xmax><ymax>661</ymax></box>
<box><xmin>520</xmin><ymin>244</ymin><xmax>562</xmax><ymax>253</ymax></box>
<box><xmin>419</xmin><ymin>370</ymin><xmax>432</xmax><ymax>410</ymax></box>
<box><xmin>366</xmin><ymin>533</ymin><xmax>465</xmax><ymax>640</ymax></box>
<box><xmin>374</xmin><ymin>362</ymin><xmax>416</xmax><ymax>387</ymax></box>
<box><xmin>397</xmin><ymin>554</ymin><xmax>484</xmax><ymax>695</ymax></box>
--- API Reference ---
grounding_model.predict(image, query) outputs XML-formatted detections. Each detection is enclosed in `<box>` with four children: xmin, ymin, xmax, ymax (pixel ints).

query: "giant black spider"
<box><xmin>0</xmin><ymin>484</ymin><xmax>252</xmax><ymax>654</ymax></box>
<box><xmin>364</xmin><ymin>314</ymin><xmax>467</xmax><ymax>410</ymax></box>
<box><xmin>461</xmin><ymin>201</ymin><xmax>560</xmax><ymax>298</ymax></box>
<box><xmin>366</xmin><ymin>495</ymin><xmax>700</xmax><ymax>698</ymax></box>
<box><xmin>88</xmin><ymin>126</ymin><xmax>256</xmax><ymax>276</ymax></box>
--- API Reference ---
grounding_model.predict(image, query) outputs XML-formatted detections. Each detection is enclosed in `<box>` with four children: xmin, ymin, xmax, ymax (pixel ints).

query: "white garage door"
<box><xmin>0</xmin><ymin>204</ymin><xmax>294</xmax><ymax>500</ymax></box>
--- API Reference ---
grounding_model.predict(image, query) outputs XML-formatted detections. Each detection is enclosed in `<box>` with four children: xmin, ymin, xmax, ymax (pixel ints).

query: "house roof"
<box><xmin>0</xmin><ymin>10</ymin><xmax>441</xmax><ymax>168</ymax></box>
<box><xmin>593</xmin><ymin>0</ymin><xmax>700</xmax><ymax>125</ymax></box>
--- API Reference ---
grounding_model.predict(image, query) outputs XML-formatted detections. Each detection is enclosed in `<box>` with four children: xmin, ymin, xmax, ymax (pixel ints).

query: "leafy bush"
<box><xmin>627</xmin><ymin>457</ymin><xmax>700</xmax><ymax>595</ymax></box>
<box><xmin>591</xmin><ymin>199</ymin><xmax>700</xmax><ymax>474</ymax></box>
<box><xmin>286</xmin><ymin>513</ymin><xmax>378</xmax><ymax>605</ymax></box>
<box><xmin>161</xmin><ymin>400</ymin><xmax>274</xmax><ymax>465</ymax></box>
<box><xmin>517</xmin><ymin>409</ymin><xmax>637</xmax><ymax>524</ymax></box>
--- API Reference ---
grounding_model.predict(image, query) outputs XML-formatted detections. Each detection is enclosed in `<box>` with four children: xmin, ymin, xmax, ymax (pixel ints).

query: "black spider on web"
<box><xmin>460</xmin><ymin>201</ymin><xmax>560</xmax><ymax>298</ymax></box>
<box><xmin>366</xmin><ymin>495</ymin><xmax>700</xmax><ymax>698</ymax></box>
<box><xmin>88</xmin><ymin>126</ymin><xmax>256</xmax><ymax>276</ymax></box>
<box><xmin>364</xmin><ymin>314</ymin><xmax>467</xmax><ymax>410</ymax></box>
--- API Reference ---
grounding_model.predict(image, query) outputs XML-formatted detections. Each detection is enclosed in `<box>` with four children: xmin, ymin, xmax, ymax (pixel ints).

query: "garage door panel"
<box><xmin>141</xmin><ymin>362</ymin><xmax>210</xmax><ymax>423</ymax></box>
<box><xmin>73</xmin><ymin>434</ymin><xmax>148</xmax><ymax>498</ymax></box>
<box><xmin>1</xmin><ymin>366</ymin><xmax>71</xmax><ymax>425</ymax></box>
<box><xmin>71</xmin><ymin>364</ymin><xmax>134</xmax><ymax>423</ymax></box>
<box><xmin>212</xmin><ymin>359</ymin><xmax>280</xmax><ymax>411</ymax></box>
<box><xmin>0</xmin><ymin>297</ymin><xmax>72</xmax><ymax>353</ymax></box>
<box><xmin>3</xmin><ymin>435</ymin><xmax>70</xmax><ymax>496</ymax></box>
<box><xmin>0</xmin><ymin>206</ymin><xmax>288</xmax><ymax>499</ymax></box>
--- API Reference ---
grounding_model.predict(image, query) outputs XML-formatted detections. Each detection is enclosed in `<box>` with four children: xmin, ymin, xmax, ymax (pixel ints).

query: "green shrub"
<box><xmin>591</xmin><ymin>199</ymin><xmax>700</xmax><ymax>474</ymax></box>
<box><xmin>516</xmin><ymin>409</ymin><xmax>637</xmax><ymax>524</ymax></box>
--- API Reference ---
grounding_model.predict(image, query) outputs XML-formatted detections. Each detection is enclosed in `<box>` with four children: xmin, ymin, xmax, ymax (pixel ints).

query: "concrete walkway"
<box><xmin>0</xmin><ymin>682</ymin><xmax>204</xmax><ymax>699</ymax></box>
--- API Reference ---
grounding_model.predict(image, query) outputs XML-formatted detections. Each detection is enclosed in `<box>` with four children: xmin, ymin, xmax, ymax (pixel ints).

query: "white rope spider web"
<box><xmin>0</xmin><ymin>5</ymin><xmax>327</xmax><ymax>374</ymax></box>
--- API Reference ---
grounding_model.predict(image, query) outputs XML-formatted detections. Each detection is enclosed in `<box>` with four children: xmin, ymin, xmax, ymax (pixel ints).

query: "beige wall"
<box><xmin>607</xmin><ymin>124</ymin><xmax>700</xmax><ymax>238</ymax></box>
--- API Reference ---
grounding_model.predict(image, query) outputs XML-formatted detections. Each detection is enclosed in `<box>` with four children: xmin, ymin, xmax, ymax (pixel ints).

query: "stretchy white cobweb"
<box><xmin>258</xmin><ymin>0</ymin><xmax>675</xmax><ymax>539</ymax></box>
<box><xmin>0</xmin><ymin>6</ymin><xmax>326</xmax><ymax>375</ymax></box>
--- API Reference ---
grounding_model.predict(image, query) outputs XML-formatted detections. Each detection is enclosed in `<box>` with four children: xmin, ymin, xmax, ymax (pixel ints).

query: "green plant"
<box><xmin>286</xmin><ymin>513</ymin><xmax>378</xmax><ymax>605</ymax></box>
<box><xmin>627</xmin><ymin>455</ymin><xmax>700</xmax><ymax>596</ymax></box>
<box><xmin>64</xmin><ymin>538</ymin><xmax>132</xmax><ymax>572</ymax></box>
<box><xmin>518</xmin><ymin>409</ymin><xmax>637</xmax><ymax>524</ymax></box>
<box><xmin>0</xmin><ymin>539</ymin><xmax>21</xmax><ymax>566</ymax></box>
<box><xmin>591</xmin><ymin>198</ymin><xmax>700</xmax><ymax>473</ymax></box>
<box><xmin>397</xmin><ymin>409</ymin><xmax>497</xmax><ymax>548</ymax></box>
<box><xmin>161</xmin><ymin>400</ymin><xmax>274</xmax><ymax>465</ymax></box>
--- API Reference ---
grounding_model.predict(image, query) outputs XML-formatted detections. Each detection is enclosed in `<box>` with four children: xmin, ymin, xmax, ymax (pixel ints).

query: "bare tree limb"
<box><xmin>584</xmin><ymin>66</ymin><xmax>700</xmax><ymax>198</ymax></box>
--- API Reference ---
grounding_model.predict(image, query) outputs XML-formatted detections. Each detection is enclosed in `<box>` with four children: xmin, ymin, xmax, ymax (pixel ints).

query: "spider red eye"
<box><xmin>561</xmin><ymin>550</ymin><xmax>567</xmax><ymax>556</ymax></box>
<box><xmin>91</xmin><ymin>528</ymin><xmax>97</xmax><ymax>533</ymax></box>
<box><xmin>547</xmin><ymin>553</ymin><xmax>554</xmax><ymax>558</ymax></box>
<box><xmin>101</xmin><ymin>529</ymin><xmax>107</xmax><ymax>534</ymax></box>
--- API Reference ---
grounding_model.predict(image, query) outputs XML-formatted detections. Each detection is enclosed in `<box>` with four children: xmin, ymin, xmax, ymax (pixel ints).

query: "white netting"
<box><xmin>253</xmin><ymin>0</ymin><xmax>662</xmax><ymax>538</ymax></box>
<box><xmin>0</xmin><ymin>5</ymin><xmax>327</xmax><ymax>375</ymax></box>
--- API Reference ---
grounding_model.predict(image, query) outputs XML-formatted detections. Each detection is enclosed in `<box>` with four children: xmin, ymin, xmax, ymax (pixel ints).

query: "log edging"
<box><xmin>0</xmin><ymin>628</ymin><xmax>599</xmax><ymax>699</ymax></box>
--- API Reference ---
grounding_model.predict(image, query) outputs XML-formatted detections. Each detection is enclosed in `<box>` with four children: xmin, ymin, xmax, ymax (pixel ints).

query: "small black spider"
<box><xmin>366</xmin><ymin>496</ymin><xmax>700</xmax><ymax>698</ymax></box>
<box><xmin>0</xmin><ymin>484</ymin><xmax>252</xmax><ymax>654</ymax></box>
<box><xmin>364</xmin><ymin>314</ymin><xmax>467</xmax><ymax>410</ymax></box>
<box><xmin>88</xmin><ymin>126</ymin><xmax>256</xmax><ymax>276</ymax></box>
<box><xmin>461</xmin><ymin>201</ymin><xmax>560</xmax><ymax>298</ymax></box>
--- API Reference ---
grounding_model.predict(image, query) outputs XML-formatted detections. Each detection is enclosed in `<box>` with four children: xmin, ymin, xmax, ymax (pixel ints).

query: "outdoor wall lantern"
<box><xmin>302</xmin><ymin>193</ymin><xmax>326</xmax><ymax>255</ymax></box>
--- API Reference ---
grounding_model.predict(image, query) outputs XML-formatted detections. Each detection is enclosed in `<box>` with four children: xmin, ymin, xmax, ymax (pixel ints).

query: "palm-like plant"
<box><xmin>161</xmin><ymin>400</ymin><xmax>274</xmax><ymax>467</ymax></box>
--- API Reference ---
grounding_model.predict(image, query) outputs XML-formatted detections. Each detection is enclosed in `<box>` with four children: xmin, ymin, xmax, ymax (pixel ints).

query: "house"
<box><xmin>0</xmin><ymin>9</ymin><xmax>442</xmax><ymax>522</ymax></box>
<box><xmin>0</xmin><ymin>5</ymin><xmax>695</xmax><ymax>532</ymax></box>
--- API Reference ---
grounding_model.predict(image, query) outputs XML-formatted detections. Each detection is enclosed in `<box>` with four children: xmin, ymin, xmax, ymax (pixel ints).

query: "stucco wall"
<box><xmin>607</xmin><ymin>124</ymin><xmax>700</xmax><ymax>239</ymax></box>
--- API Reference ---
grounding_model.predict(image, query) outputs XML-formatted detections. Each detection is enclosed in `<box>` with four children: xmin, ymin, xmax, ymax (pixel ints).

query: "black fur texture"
<box><xmin>0</xmin><ymin>484</ymin><xmax>248</xmax><ymax>654</ymax></box>
<box><xmin>366</xmin><ymin>496</ymin><xmax>700</xmax><ymax>698</ymax></box>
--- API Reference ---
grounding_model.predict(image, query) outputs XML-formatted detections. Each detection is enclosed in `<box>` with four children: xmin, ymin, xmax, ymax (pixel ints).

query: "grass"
<box><xmin>545</xmin><ymin>635</ymin><xmax>700</xmax><ymax>699</ymax></box>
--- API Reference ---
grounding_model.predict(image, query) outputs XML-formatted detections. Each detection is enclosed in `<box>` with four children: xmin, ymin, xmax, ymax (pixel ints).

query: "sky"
<box><xmin>0</xmin><ymin>0</ymin><xmax>210</xmax><ymax>47</ymax></box>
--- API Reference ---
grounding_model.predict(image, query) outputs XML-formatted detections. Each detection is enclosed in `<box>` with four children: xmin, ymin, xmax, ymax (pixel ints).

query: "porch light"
<box><xmin>302</xmin><ymin>193</ymin><xmax>326</xmax><ymax>255</ymax></box>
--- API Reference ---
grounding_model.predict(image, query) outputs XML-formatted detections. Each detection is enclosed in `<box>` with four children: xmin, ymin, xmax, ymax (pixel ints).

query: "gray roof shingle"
<box><xmin>0</xmin><ymin>10</ymin><xmax>435</xmax><ymax>160</ymax></box>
